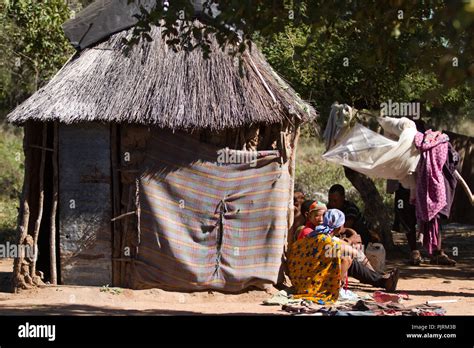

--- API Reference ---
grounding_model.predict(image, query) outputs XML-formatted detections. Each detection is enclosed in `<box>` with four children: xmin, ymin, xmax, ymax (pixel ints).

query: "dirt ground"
<box><xmin>0</xmin><ymin>224</ymin><xmax>472</xmax><ymax>316</ymax></box>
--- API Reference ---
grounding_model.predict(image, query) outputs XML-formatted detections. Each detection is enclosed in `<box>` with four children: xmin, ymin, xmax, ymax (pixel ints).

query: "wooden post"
<box><xmin>49</xmin><ymin>122</ymin><xmax>59</xmax><ymax>285</ymax></box>
<box><xmin>279</xmin><ymin>118</ymin><xmax>301</xmax><ymax>288</ymax></box>
<box><xmin>30</xmin><ymin>123</ymin><xmax>48</xmax><ymax>284</ymax></box>
<box><xmin>12</xmin><ymin>122</ymin><xmax>32</xmax><ymax>291</ymax></box>
<box><xmin>119</xmin><ymin>185</ymin><xmax>134</xmax><ymax>287</ymax></box>
<box><xmin>111</xmin><ymin>124</ymin><xmax>122</xmax><ymax>286</ymax></box>
<box><xmin>287</xmin><ymin>119</ymin><xmax>301</xmax><ymax>238</ymax></box>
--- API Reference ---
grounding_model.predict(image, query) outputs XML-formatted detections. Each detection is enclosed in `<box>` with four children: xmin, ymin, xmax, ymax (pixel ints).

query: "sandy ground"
<box><xmin>0</xmin><ymin>224</ymin><xmax>472</xmax><ymax>316</ymax></box>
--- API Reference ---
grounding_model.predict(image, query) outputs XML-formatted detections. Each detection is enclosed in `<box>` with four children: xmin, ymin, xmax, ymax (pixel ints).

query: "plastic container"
<box><xmin>365</xmin><ymin>242</ymin><xmax>386</xmax><ymax>273</ymax></box>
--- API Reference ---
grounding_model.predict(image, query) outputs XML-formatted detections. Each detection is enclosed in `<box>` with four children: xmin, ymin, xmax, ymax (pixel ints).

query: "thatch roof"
<box><xmin>7</xmin><ymin>23</ymin><xmax>316</xmax><ymax>130</ymax></box>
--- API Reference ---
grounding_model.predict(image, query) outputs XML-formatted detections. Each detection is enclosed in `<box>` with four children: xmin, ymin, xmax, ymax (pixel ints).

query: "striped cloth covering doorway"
<box><xmin>131</xmin><ymin>129</ymin><xmax>290</xmax><ymax>291</ymax></box>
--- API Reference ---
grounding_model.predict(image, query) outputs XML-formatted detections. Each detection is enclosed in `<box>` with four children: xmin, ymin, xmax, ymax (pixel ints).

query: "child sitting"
<box><xmin>296</xmin><ymin>201</ymin><xmax>327</xmax><ymax>240</ymax></box>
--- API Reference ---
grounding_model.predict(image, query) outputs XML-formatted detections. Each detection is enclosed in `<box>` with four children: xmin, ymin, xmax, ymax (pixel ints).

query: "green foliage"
<box><xmin>0</xmin><ymin>124</ymin><xmax>23</xmax><ymax>244</ymax></box>
<box><xmin>0</xmin><ymin>0</ymin><xmax>73</xmax><ymax>118</ymax></box>
<box><xmin>258</xmin><ymin>22</ymin><xmax>473</xmax><ymax>128</ymax></box>
<box><xmin>0</xmin><ymin>0</ymin><xmax>75</xmax><ymax>242</ymax></box>
<box><xmin>295</xmin><ymin>137</ymin><xmax>353</xmax><ymax>199</ymax></box>
<box><xmin>100</xmin><ymin>284</ymin><xmax>123</xmax><ymax>295</ymax></box>
<box><xmin>127</xmin><ymin>1</ymin><xmax>473</xmax><ymax>128</ymax></box>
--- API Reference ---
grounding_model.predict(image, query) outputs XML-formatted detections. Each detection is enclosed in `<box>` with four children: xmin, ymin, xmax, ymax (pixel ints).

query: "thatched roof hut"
<box><xmin>7</xmin><ymin>1</ymin><xmax>316</xmax><ymax>292</ymax></box>
<box><xmin>8</xmin><ymin>24</ymin><xmax>313</xmax><ymax>129</ymax></box>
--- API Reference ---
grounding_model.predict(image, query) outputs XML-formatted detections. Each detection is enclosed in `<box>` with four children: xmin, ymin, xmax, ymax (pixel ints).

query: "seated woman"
<box><xmin>288</xmin><ymin>209</ymin><xmax>359</xmax><ymax>304</ymax></box>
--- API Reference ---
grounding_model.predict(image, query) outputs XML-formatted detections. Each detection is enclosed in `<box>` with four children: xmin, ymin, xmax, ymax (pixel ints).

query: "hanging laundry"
<box><xmin>420</xmin><ymin>218</ymin><xmax>440</xmax><ymax>256</ymax></box>
<box><xmin>414</xmin><ymin>130</ymin><xmax>449</xmax><ymax>221</ymax></box>
<box><xmin>323</xmin><ymin>102</ymin><xmax>354</xmax><ymax>150</ymax></box>
<box><xmin>414</xmin><ymin>130</ymin><xmax>449</xmax><ymax>255</ymax></box>
<box><xmin>323</xmin><ymin>120</ymin><xmax>420</xmax><ymax>183</ymax></box>
<box><xmin>439</xmin><ymin>143</ymin><xmax>460</xmax><ymax>218</ymax></box>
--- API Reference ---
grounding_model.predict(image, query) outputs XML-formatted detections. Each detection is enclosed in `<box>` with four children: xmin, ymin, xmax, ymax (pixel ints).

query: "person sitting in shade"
<box><xmin>288</xmin><ymin>209</ymin><xmax>358</xmax><ymax>304</ymax></box>
<box><xmin>296</xmin><ymin>208</ymin><xmax>400</xmax><ymax>293</ymax></box>
<box><xmin>288</xmin><ymin>192</ymin><xmax>307</xmax><ymax>244</ymax></box>
<box><xmin>338</xmin><ymin>228</ymin><xmax>399</xmax><ymax>292</ymax></box>
<box><xmin>296</xmin><ymin>201</ymin><xmax>327</xmax><ymax>240</ymax></box>
<box><xmin>327</xmin><ymin>184</ymin><xmax>376</xmax><ymax>247</ymax></box>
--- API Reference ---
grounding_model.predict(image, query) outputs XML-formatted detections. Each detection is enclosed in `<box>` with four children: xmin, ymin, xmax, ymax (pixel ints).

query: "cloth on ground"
<box><xmin>282</xmin><ymin>298</ymin><xmax>445</xmax><ymax>316</ymax></box>
<box><xmin>338</xmin><ymin>288</ymin><xmax>360</xmax><ymax>302</ymax></box>
<box><xmin>262</xmin><ymin>290</ymin><xmax>302</xmax><ymax>306</ymax></box>
<box><xmin>335</xmin><ymin>310</ymin><xmax>376</xmax><ymax>316</ymax></box>
<box><xmin>349</xmin><ymin>300</ymin><xmax>445</xmax><ymax>316</ymax></box>
<box><xmin>282</xmin><ymin>300</ymin><xmax>324</xmax><ymax>314</ymax></box>
<box><xmin>373</xmin><ymin>290</ymin><xmax>408</xmax><ymax>304</ymax></box>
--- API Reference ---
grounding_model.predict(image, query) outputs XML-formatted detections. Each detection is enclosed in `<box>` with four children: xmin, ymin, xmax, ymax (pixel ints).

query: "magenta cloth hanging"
<box><xmin>414</xmin><ymin>130</ymin><xmax>449</xmax><ymax>254</ymax></box>
<box><xmin>414</xmin><ymin>130</ymin><xmax>449</xmax><ymax>221</ymax></box>
<box><xmin>420</xmin><ymin>218</ymin><xmax>440</xmax><ymax>255</ymax></box>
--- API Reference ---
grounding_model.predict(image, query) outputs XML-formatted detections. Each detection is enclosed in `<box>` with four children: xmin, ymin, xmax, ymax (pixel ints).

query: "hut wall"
<box><xmin>58</xmin><ymin>123</ymin><xmax>112</xmax><ymax>285</ymax></box>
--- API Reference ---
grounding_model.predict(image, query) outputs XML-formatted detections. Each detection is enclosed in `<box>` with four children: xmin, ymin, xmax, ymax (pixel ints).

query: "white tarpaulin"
<box><xmin>322</xmin><ymin>119</ymin><xmax>420</xmax><ymax>185</ymax></box>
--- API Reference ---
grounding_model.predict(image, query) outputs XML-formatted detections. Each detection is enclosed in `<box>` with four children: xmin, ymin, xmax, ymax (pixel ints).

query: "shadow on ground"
<box><xmin>0</xmin><ymin>270</ymin><xmax>11</xmax><ymax>293</ymax></box>
<box><xmin>0</xmin><ymin>303</ymin><xmax>280</xmax><ymax>316</ymax></box>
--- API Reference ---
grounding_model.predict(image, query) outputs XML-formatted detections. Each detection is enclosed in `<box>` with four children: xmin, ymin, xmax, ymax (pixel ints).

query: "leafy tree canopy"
<box><xmin>0</xmin><ymin>0</ymin><xmax>77</xmax><ymax>117</ymax></box>
<box><xmin>132</xmin><ymin>0</ymin><xmax>473</xmax><ymax>127</ymax></box>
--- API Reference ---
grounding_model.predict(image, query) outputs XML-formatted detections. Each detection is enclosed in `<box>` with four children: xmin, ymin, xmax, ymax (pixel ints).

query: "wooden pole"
<box><xmin>30</xmin><ymin>123</ymin><xmax>48</xmax><ymax>284</ymax></box>
<box><xmin>49</xmin><ymin>122</ymin><xmax>59</xmax><ymax>285</ymax></box>
<box><xmin>12</xmin><ymin>122</ymin><xmax>32</xmax><ymax>291</ymax></box>
<box><xmin>280</xmin><ymin>118</ymin><xmax>300</xmax><ymax>288</ymax></box>
<box><xmin>120</xmin><ymin>185</ymin><xmax>135</xmax><ymax>287</ymax></box>
<box><xmin>287</xmin><ymin>120</ymin><xmax>301</xmax><ymax>242</ymax></box>
<box><xmin>111</xmin><ymin>124</ymin><xmax>122</xmax><ymax>286</ymax></box>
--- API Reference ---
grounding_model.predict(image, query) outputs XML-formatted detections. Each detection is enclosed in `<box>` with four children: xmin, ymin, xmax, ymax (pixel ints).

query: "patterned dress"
<box><xmin>288</xmin><ymin>234</ymin><xmax>342</xmax><ymax>304</ymax></box>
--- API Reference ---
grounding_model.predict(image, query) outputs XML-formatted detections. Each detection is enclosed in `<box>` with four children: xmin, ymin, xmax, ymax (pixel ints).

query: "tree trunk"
<box><xmin>50</xmin><ymin>122</ymin><xmax>59</xmax><ymax>285</ymax></box>
<box><xmin>343</xmin><ymin>167</ymin><xmax>394</xmax><ymax>250</ymax></box>
<box><xmin>12</xmin><ymin>124</ymin><xmax>32</xmax><ymax>291</ymax></box>
<box><xmin>30</xmin><ymin>124</ymin><xmax>47</xmax><ymax>284</ymax></box>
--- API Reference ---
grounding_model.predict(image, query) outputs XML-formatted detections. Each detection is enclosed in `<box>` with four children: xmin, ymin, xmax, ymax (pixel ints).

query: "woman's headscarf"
<box><xmin>310</xmin><ymin>209</ymin><xmax>345</xmax><ymax>236</ymax></box>
<box><xmin>308</xmin><ymin>201</ymin><xmax>327</xmax><ymax>214</ymax></box>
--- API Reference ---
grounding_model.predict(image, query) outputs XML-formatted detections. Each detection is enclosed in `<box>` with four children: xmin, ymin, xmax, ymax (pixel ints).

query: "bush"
<box><xmin>0</xmin><ymin>124</ymin><xmax>23</xmax><ymax>244</ymax></box>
